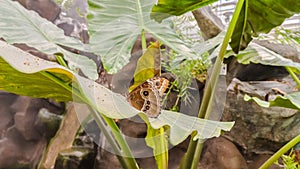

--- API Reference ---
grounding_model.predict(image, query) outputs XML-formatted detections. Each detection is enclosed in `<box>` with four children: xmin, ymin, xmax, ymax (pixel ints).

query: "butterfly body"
<box><xmin>127</xmin><ymin>77</ymin><xmax>169</xmax><ymax>118</ymax></box>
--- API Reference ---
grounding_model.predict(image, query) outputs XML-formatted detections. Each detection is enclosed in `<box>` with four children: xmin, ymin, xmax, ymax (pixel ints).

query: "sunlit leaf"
<box><xmin>149</xmin><ymin>111</ymin><xmax>234</xmax><ymax>145</ymax></box>
<box><xmin>244</xmin><ymin>93</ymin><xmax>300</xmax><ymax>110</ymax></box>
<box><xmin>229</xmin><ymin>0</ymin><xmax>248</xmax><ymax>53</ymax></box>
<box><xmin>145</xmin><ymin>122</ymin><xmax>168</xmax><ymax>169</ymax></box>
<box><xmin>0</xmin><ymin>41</ymin><xmax>73</xmax><ymax>101</ymax></box>
<box><xmin>231</xmin><ymin>0</ymin><xmax>300</xmax><ymax>53</ymax></box>
<box><xmin>88</xmin><ymin>0</ymin><xmax>197</xmax><ymax>73</ymax></box>
<box><xmin>151</xmin><ymin>0</ymin><xmax>218</xmax><ymax>22</ymax></box>
<box><xmin>0</xmin><ymin>41</ymin><xmax>234</xmax><ymax>145</ymax></box>
<box><xmin>0</xmin><ymin>0</ymin><xmax>98</xmax><ymax>80</ymax></box>
<box><xmin>228</xmin><ymin>42</ymin><xmax>300</xmax><ymax>73</ymax></box>
<box><xmin>129</xmin><ymin>41</ymin><xmax>161</xmax><ymax>91</ymax></box>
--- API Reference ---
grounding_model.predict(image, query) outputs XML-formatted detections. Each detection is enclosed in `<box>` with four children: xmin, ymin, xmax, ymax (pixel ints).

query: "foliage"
<box><xmin>0</xmin><ymin>0</ymin><xmax>300</xmax><ymax>168</ymax></box>
<box><xmin>226</xmin><ymin>42</ymin><xmax>300</xmax><ymax>74</ymax></box>
<box><xmin>163</xmin><ymin>53</ymin><xmax>208</xmax><ymax>105</ymax></box>
<box><xmin>151</xmin><ymin>0</ymin><xmax>217</xmax><ymax>22</ymax></box>
<box><xmin>260</xmin><ymin>135</ymin><xmax>300</xmax><ymax>169</ymax></box>
<box><xmin>258</xmin><ymin>27</ymin><xmax>300</xmax><ymax>52</ymax></box>
<box><xmin>231</xmin><ymin>0</ymin><xmax>300</xmax><ymax>53</ymax></box>
<box><xmin>129</xmin><ymin>41</ymin><xmax>161</xmax><ymax>92</ymax></box>
<box><xmin>0</xmin><ymin>40</ymin><xmax>234</xmax><ymax>140</ymax></box>
<box><xmin>244</xmin><ymin>92</ymin><xmax>300</xmax><ymax>111</ymax></box>
<box><xmin>276</xmin><ymin>150</ymin><xmax>300</xmax><ymax>169</ymax></box>
<box><xmin>87</xmin><ymin>0</ymin><xmax>199</xmax><ymax>74</ymax></box>
<box><xmin>0</xmin><ymin>0</ymin><xmax>98</xmax><ymax>80</ymax></box>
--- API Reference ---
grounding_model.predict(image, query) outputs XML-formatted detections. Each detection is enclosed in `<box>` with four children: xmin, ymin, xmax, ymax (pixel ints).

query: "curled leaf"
<box><xmin>0</xmin><ymin>41</ymin><xmax>234</xmax><ymax>145</ymax></box>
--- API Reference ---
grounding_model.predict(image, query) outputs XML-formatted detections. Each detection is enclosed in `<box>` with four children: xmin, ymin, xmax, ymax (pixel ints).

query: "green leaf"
<box><xmin>0</xmin><ymin>41</ymin><xmax>234</xmax><ymax>145</ymax></box>
<box><xmin>149</xmin><ymin>111</ymin><xmax>234</xmax><ymax>145</ymax></box>
<box><xmin>0</xmin><ymin>41</ymin><xmax>73</xmax><ymax>101</ymax></box>
<box><xmin>0</xmin><ymin>0</ymin><xmax>98</xmax><ymax>80</ymax></box>
<box><xmin>230</xmin><ymin>42</ymin><xmax>300</xmax><ymax>73</ymax></box>
<box><xmin>88</xmin><ymin>0</ymin><xmax>197</xmax><ymax>73</ymax></box>
<box><xmin>151</xmin><ymin>0</ymin><xmax>218</xmax><ymax>22</ymax></box>
<box><xmin>231</xmin><ymin>0</ymin><xmax>300</xmax><ymax>53</ymax></box>
<box><xmin>244</xmin><ymin>94</ymin><xmax>270</xmax><ymax>108</ymax></box>
<box><xmin>229</xmin><ymin>0</ymin><xmax>248</xmax><ymax>53</ymax></box>
<box><xmin>145</xmin><ymin>122</ymin><xmax>168</xmax><ymax>169</ymax></box>
<box><xmin>129</xmin><ymin>41</ymin><xmax>160</xmax><ymax>91</ymax></box>
<box><xmin>244</xmin><ymin>92</ymin><xmax>300</xmax><ymax>110</ymax></box>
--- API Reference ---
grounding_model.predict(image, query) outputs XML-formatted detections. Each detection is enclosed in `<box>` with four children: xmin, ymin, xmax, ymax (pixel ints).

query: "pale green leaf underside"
<box><xmin>88</xmin><ymin>0</ymin><xmax>197</xmax><ymax>73</ymax></box>
<box><xmin>0</xmin><ymin>0</ymin><xmax>98</xmax><ymax>80</ymax></box>
<box><xmin>244</xmin><ymin>93</ymin><xmax>300</xmax><ymax>111</ymax></box>
<box><xmin>0</xmin><ymin>41</ymin><xmax>234</xmax><ymax>145</ymax></box>
<box><xmin>150</xmin><ymin>111</ymin><xmax>234</xmax><ymax>145</ymax></box>
<box><xmin>231</xmin><ymin>42</ymin><xmax>300</xmax><ymax>72</ymax></box>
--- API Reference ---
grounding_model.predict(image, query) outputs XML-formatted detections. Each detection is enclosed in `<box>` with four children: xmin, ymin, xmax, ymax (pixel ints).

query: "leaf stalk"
<box><xmin>180</xmin><ymin>0</ymin><xmax>246</xmax><ymax>168</ymax></box>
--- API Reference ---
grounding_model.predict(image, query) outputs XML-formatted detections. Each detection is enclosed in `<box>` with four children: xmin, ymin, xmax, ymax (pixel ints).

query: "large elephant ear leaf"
<box><xmin>0</xmin><ymin>0</ymin><xmax>98</xmax><ymax>80</ymax></box>
<box><xmin>151</xmin><ymin>0</ymin><xmax>218</xmax><ymax>22</ymax></box>
<box><xmin>231</xmin><ymin>0</ymin><xmax>300</xmax><ymax>53</ymax></box>
<box><xmin>228</xmin><ymin>42</ymin><xmax>300</xmax><ymax>74</ymax></box>
<box><xmin>0</xmin><ymin>41</ymin><xmax>74</xmax><ymax>101</ymax></box>
<box><xmin>0</xmin><ymin>41</ymin><xmax>234</xmax><ymax>146</ymax></box>
<box><xmin>87</xmin><ymin>0</ymin><xmax>197</xmax><ymax>74</ymax></box>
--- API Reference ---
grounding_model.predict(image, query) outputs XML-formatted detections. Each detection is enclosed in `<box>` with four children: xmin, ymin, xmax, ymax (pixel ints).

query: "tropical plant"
<box><xmin>0</xmin><ymin>0</ymin><xmax>299</xmax><ymax>169</ymax></box>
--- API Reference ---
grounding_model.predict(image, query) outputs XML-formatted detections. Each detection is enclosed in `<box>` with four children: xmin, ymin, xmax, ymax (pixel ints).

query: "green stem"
<box><xmin>180</xmin><ymin>0</ymin><xmax>246</xmax><ymax>168</ymax></box>
<box><xmin>55</xmin><ymin>54</ymin><xmax>68</xmax><ymax>68</ymax></box>
<box><xmin>141</xmin><ymin>27</ymin><xmax>170</xmax><ymax>169</ymax></box>
<box><xmin>285</xmin><ymin>66</ymin><xmax>300</xmax><ymax>88</ymax></box>
<box><xmin>90</xmin><ymin>109</ymin><xmax>132</xmax><ymax>168</ymax></box>
<box><xmin>100</xmin><ymin>114</ymin><xmax>139</xmax><ymax>169</ymax></box>
<box><xmin>39</xmin><ymin>71</ymin><xmax>139</xmax><ymax>169</ymax></box>
<box><xmin>259</xmin><ymin>134</ymin><xmax>300</xmax><ymax>169</ymax></box>
<box><xmin>159</xmin><ymin>127</ymin><xmax>168</xmax><ymax>169</ymax></box>
<box><xmin>141</xmin><ymin>29</ymin><xmax>147</xmax><ymax>52</ymax></box>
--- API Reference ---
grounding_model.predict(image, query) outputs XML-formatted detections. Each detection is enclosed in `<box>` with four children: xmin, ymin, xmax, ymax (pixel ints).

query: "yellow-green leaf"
<box><xmin>129</xmin><ymin>41</ymin><xmax>161</xmax><ymax>91</ymax></box>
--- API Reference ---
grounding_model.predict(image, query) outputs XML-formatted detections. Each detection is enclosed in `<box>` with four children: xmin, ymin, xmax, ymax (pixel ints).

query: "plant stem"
<box><xmin>55</xmin><ymin>54</ymin><xmax>68</xmax><ymax>68</ymax></box>
<box><xmin>259</xmin><ymin>134</ymin><xmax>300</xmax><ymax>169</ymax></box>
<box><xmin>141</xmin><ymin>29</ymin><xmax>147</xmax><ymax>52</ymax></box>
<box><xmin>39</xmin><ymin>71</ymin><xmax>139</xmax><ymax>169</ymax></box>
<box><xmin>180</xmin><ymin>0</ymin><xmax>246</xmax><ymax>168</ymax></box>
<box><xmin>141</xmin><ymin>23</ymin><xmax>169</xmax><ymax>169</ymax></box>
<box><xmin>285</xmin><ymin>66</ymin><xmax>300</xmax><ymax>88</ymax></box>
<box><xmin>99</xmin><ymin>113</ymin><xmax>139</xmax><ymax>169</ymax></box>
<box><xmin>159</xmin><ymin>127</ymin><xmax>168</xmax><ymax>169</ymax></box>
<box><xmin>90</xmin><ymin>109</ymin><xmax>131</xmax><ymax>168</ymax></box>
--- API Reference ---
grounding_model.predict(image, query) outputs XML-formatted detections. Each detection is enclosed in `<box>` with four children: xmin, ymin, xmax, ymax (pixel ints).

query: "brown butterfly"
<box><xmin>127</xmin><ymin>77</ymin><xmax>169</xmax><ymax>118</ymax></box>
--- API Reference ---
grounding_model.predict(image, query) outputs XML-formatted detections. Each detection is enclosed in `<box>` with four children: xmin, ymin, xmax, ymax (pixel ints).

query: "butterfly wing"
<box><xmin>139</xmin><ymin>87</ymin><xmax>161</xmax><ymax>118</ymax></box>
<box><xmin>127</xmin><ymin>86</ymin><xmax>145</xmax><ymax>111</ymax></box>
<box><xmin>127</xmin><ymin>77</ymin><xmax>169</xmax><ymax>118</ymax></box>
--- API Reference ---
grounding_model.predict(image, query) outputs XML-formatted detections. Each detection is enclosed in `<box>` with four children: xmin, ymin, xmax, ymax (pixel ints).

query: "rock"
<box><xmin>247</xmin><ymin>154</ymin><xmax>281</xmax><ymax>169</ymax></box>
<box><xmin>192</xmin><ymin>6</ymin><xmax>225</xmax><ymax>40</ymax></box>
<box><xmin>54</xmin><ymin>148</ymin><xmax>95</xmax><ymax>169</ymax></box>
<box><xmin>222</xmin><ymin>78</ymin><xmax>300</xmax><ymax>154</ymax></box>
<box><xmin>0</xmin><ymin>127</ymin><xmax>47</xmax><ymax>169</ymax></box>
<box><xmin>54</xmin><ymin>0</ymin><xmax>89</xmax><ymax>43</ymax></box>
<box><xmin>14</xmin><ymin>111</ymin><xmax>41</xmax><ymax>140</ymax></box>
<box><xmin>0</xmin><ymin>95</ymin><xmax>64</xmax><ymax>168</ymax></box>
<box><xmin>17</xmin><ymin>0</ymin><xmax>60</xmax><ymax>22</ymax></box>
<box><xmin>199</xmin><ymin>137</ymin><xmax>248</xmax><ymax>169</ymax></box>
<box><xmin>94</xmin><ymin>149</ymin><xmax>122</xmax><ymax>169</ymax></box>
<box><xmin>0</xmin><ymin>92</ymin><xmax>18</xmax><ymax>134</ymax></box>
<box><xmin>35</xmin><ymin>108</ymin><xmax>63</xmax><ymax>139</ymax></box>
<box><xmin>225</xmin><ymin>57</ymin><xmax>289</xmax><ymax>81</ymax></box>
